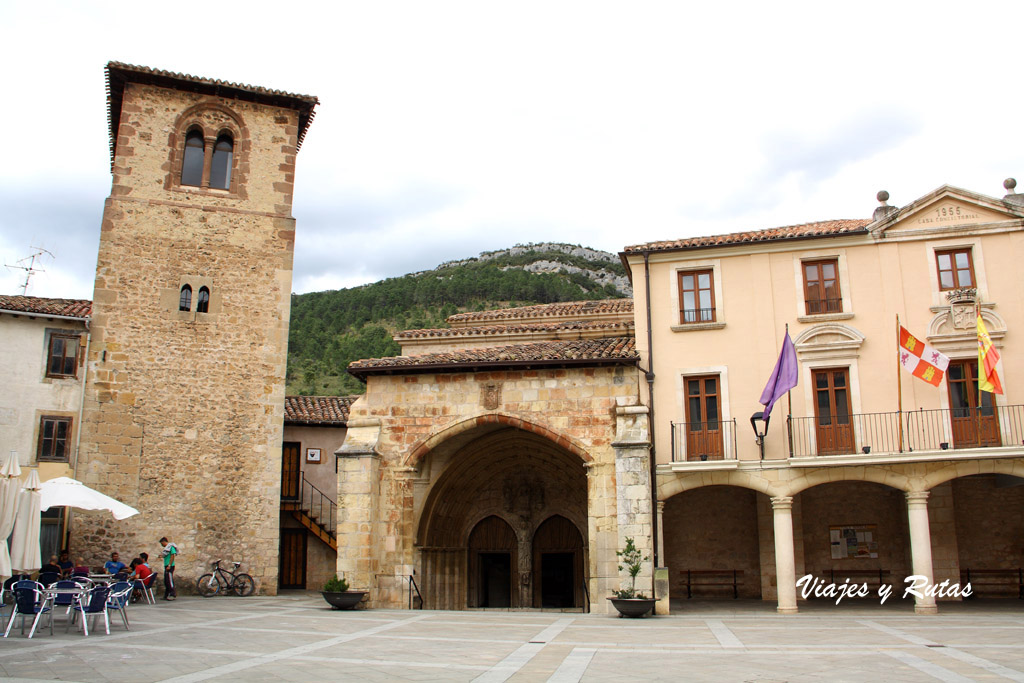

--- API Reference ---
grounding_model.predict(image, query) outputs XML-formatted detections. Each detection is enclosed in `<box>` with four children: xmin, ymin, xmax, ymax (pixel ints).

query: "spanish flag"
<box><xmin>978</xmin><ymin>314</ymin><xmax>1003</xmax><ymax>394</ymax></box>
<box><xmin>899</xmin><ymin>326</ymin><xmax>949</xmax><ymax>387</ymax></box>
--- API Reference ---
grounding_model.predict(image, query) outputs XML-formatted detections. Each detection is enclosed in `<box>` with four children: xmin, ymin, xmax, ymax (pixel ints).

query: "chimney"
<box><xmin>873</xmin><ymin>190</ymin><xmax>898</xmax><ymax>221</ymax></box>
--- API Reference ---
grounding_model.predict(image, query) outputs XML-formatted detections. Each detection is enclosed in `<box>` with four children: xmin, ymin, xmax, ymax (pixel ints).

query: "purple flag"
<box><xmin>759</xmin><ymin>331</ymin><xmax>798</xmax><ymax>422</ymax></box>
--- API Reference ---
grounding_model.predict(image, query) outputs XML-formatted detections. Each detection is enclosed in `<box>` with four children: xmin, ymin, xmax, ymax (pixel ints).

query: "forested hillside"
<box><xmin>286</xmin><ymin>243</ymin><xmax>630</xmax><ymax>395</ymax></box>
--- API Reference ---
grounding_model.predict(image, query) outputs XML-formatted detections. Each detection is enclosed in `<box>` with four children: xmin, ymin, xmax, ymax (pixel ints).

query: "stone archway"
<box><xmin>416</xmin><ymin>426</ymin><xmax>589</xmax><ymax>610</ymax></box>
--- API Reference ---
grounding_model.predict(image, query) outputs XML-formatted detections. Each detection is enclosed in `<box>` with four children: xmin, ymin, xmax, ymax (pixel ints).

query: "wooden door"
<box><xmin>279</xmin><ymin>528</ymin><xmax>307</xmax><ymax>589</ymax></box>
<box><xmin>685</xmin><ymin>375</ymin><xmax>724</xmax><ymax>460</ymax></box>
<box><xmin>813</xmin><ymin>368</ymin><xmax>854</xmax><ymax>455</ymax></box>
<box><xmin>947</xmin><ymin>360</ymin><xmax>1000</xmax><ymax>448</ymax></box>
<box><xmin>281</xmin><ymin>441</ymin><xmax>301</xmax><ymax>501</ymax></box>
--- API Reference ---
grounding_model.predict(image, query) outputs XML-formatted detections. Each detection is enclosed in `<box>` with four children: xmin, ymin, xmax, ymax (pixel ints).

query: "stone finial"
<box><xmin>873</xmin><ymin>190</ymin><xmax>897</xmax><ymax>221</ymax></box>
<box><xmin>1004</xmin><ymin>177</ymin><xmax>1024</xmax><ymax>207</ymax></box>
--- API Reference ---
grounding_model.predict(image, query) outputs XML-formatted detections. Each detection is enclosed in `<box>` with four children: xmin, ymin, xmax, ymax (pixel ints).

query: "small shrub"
<box><xmin>323</xmin><ymin>574</ymin><xmax>350</xmax><ymax>592</ymax></box>
<box><xmin>612</xmin><ymin>537</ymin><xmax>649</xmax><ymax>599</ymax></box>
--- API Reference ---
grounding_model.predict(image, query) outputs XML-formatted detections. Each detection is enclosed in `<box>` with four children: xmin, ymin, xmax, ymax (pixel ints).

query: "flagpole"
<box><xmin>896</xmin><ymin>314</ymin><xmax>904</xmax><ymax>453</ymax></box>
<box><xmin>976</xmin><ymin>300</ymin><xmax>982</xmax><ymax>438</ymax></box>
<box><xmin>786</xmin><ymin>323</ymin><xmax>793</xmax><ymax>459</ymax></box>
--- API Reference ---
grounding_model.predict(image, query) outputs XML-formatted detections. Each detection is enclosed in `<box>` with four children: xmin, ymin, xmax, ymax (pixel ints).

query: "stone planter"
<box><xmin>609</xmin><ymin>597</ymin><xmax>656</xmax><ymax>618</ymax></box>
<box><xmin>321</xmin><ymin>591</ymin><xmax>367</xmax><ymax>610</ymax></box>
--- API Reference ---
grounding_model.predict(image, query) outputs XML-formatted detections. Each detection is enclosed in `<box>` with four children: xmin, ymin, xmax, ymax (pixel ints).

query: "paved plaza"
<box><xmin>1</xmin><ymin>594</ymin><xmax>1023</xmax><ymax>682</ymax></box>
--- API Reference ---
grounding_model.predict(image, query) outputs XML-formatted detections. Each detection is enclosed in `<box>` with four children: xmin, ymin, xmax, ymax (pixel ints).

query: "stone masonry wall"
<box><xmin>339</xmin><ymin>364</ymin><xmax>646</xmax><ymax>611</ymax></box>
<box><xmin>74</xmin><ymin>81</ymin><xmax>300</xmax><ymax>593</ymax></box>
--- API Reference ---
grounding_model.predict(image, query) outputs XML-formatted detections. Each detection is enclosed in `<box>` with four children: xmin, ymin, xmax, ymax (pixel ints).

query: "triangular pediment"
<box><xmin>870</xmin><ymin>185</ymin><xmax>1024</xmax><ymax>237</ymax></box>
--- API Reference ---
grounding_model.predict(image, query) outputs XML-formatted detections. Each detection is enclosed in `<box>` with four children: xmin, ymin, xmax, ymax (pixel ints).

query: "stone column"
<box><xmin>612</xmin><ymin>401</ymin><xmax>653</xmax><ymax>611</ymax></box>
<box><xmin>906</xmin><ymin>490</ymin><xmax>938</xmax><ymax>615</ymax></box>
<box><xmin>656</xmin><ymin>500</ymin><xmax>666</xmax><ymax>562</ymax></box>
<box><xmin>771</xmin><ymin>496</ymin><xmax>798</xmax><ymax>614</ymax></box>
<box><xmin>336</xmin><ymin>419</ymin><xmax>382</xmax><ymax>604</ymax></box>
<box><xmin>654</xmin><ymin>501</ymin><xmax>670</xmax><ymax>615</ymax></box>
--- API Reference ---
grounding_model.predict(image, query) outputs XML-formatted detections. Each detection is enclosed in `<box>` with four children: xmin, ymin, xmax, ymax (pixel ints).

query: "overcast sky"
<box><xmin>1</xmin><ymin>1</ymin><xmax>1021</xmax><ymax>299</ymax></box>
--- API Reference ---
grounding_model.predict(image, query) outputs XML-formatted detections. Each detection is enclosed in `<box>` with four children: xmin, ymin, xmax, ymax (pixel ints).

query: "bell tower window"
<box><xmin>179</xmin><ymin>285</ymin><xmax>193</xmax><ymax>312</ymax></box>
<box><xmin>181</xmin><ymin>130</ymin><xmax>205</xmax><ymax>187</ymax></box>
<box><xmin>196</xmin><ymin>286</ymin><xmax>210</xmax><ymax>313</ymax></box>
<box><xmin>209</xmin><ymin>134</ymin><xmax>233</xmax><ymax>190</ymax></box>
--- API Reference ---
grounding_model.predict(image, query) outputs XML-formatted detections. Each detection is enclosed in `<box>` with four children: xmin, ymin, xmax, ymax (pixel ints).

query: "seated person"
<box><xmin>57</xmin><ymin>550</ymin><xmax>74</xmax><ymax>577</ymax></box>
<box><xmin>128</xmin><ymin>557</ymin><xmax>155</xmax><ymax>602</ymax></box>
<box><xmin>39</xmin><ymin>555</ymin><xmax>62</xmax><ymax>575</ymax></box>
<box><xmin>72</xmin><ymin>558</ymin><xmax>90</xmax><ymax>576</ymax></box>
<box><xmin>104</xmin><ymin>551</ymin><xmax>127</xmax><ymax>576</ymax></box>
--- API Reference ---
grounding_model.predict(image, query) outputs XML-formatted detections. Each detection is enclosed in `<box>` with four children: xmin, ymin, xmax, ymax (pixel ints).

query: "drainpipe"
<box><xmin>643</xmin><ymin>252</ymin><xmax>658</xmax><ymax>574</ymax></box>
<box><xmin>69</xmin><ymin>321</ymin><xmax>90</xmax><ymax>553</ymax></box>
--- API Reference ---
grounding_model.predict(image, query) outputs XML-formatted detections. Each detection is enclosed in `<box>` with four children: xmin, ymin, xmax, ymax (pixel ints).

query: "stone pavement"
<box><xmin>1</xmin><ymin>594</ymin><xmax>1023</xmax><ymax>682</ymax></box>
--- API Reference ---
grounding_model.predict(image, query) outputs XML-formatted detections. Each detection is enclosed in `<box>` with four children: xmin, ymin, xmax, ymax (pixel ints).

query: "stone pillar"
<box><xmin>654</xmin><ymin>501</ymin><xmax>669</xmax><ymax>615</ymax></box>
<box><xmin>336</xmin><ymin>419</ymin><xmax>382</xmax><ymax>603</ymax></box>
<box><xmin>656</xmin><ymin>500</ymin><xmax>666</xmax><ymax>563</ymax></box>
<box><xmin>906</xmin><ymin>490</ymin><xmax>938</xmax><ymax>615</ymax></box>
<box><xmin>927</xmin><ymin>482</ymin><xmax>961</xmax><ymax>601</ymax></box>
<box><xmin>612</xmin><ymin>401</ymin><xmax>653</xmax><ymax>610</ymax></box>
<box><xmin>771</xmin><ymin>496</ymin><xmax>798</xmax><ymax>614</ymax></box>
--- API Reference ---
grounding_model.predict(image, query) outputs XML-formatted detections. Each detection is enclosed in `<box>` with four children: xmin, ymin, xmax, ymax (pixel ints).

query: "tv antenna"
<box><xmin>5</xmin><ymin>247</ymin><xmax>54</xmax><ymax>295</ymax></box>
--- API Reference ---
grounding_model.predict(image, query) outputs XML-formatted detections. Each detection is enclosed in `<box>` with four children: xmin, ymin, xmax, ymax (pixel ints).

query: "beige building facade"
<box><xmin>624</xmin><ymin>182</ymin><xmax>1024</xmax><ymax>613</ymax></box>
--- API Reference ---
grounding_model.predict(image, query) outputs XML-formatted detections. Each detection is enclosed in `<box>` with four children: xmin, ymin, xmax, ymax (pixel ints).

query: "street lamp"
<box><xmin>750</xmin><ymin>412</ymin><xmax>770</xmax><ymax>460</ymax></box>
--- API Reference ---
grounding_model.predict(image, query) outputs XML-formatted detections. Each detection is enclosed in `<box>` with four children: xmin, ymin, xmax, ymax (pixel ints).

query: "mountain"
<box><xmin>286</xmin><ymin>243</ymin><xmax>631</xmax><ymax>396</ymax></box>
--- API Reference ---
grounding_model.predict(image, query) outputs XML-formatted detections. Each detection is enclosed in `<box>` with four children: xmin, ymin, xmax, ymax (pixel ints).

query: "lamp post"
<box><xmin>750</xmin><ymin>412</ymin><xmax>769</xmax><ymax>460</ymax></box>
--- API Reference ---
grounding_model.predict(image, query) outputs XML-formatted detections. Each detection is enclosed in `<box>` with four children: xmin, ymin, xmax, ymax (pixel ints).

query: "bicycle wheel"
<box><xmin>197</xmin><ymin>573</ymin><xmax>220</xmax><ymax>597</ymax></box>
<box><xmin>232</xmin><ymin>573</ymin><xmax>255</xmax><ymax>597</ymax></box>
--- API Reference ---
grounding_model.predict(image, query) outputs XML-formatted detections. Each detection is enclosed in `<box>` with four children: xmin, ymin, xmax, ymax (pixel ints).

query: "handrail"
<box><xmin>408</xmin><ymin>573</ymin><xmax>423</xmax><ymax>609</ymax></box>
<box><xmin>287</xmin><ymin>472</ymin><xmax>337</xmax><ymax>536</ymax></box>
<box><xmin>581</xmin><ymin>575</ymin><xmax>590</xmax><ymax>613</ymax></box>
<box><xmin>786</xmin><ymin>404</ymin><xmax>1024</xmax><ymax>458</ymax></box>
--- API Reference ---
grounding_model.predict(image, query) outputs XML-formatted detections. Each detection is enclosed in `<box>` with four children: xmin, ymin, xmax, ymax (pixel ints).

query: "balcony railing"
<box><xmin>680</xmin><ymin>308</ymin><xmax>716</xmax><ymax>324</ymax></box>
<box><xmin>671</xmin><ymin>419</ymin><xmax>738</xmax><ymax>461</ymax></box>
<box><xmin>804</xmin><ymin>298</ymin><xmax>843</xmax><ymax>315</ymax></box>
<box><xmin>787</xmin><ymin>405</ymin><xmax>1024</xmax><ymax>458</ymax></box>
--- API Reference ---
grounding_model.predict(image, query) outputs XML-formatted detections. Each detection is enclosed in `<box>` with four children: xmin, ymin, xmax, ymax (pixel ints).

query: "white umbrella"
<box><xmin>39</xmin><ymin>477</ymin><xmax>140</xmax><ymax>520</ymax></box>
<box><xmin>10</xmin><ymin>470</ymin><xmax>42</xmax><ymax>573</ymax></box>
<box><xmin>0</xmin><ymin>451</ymin><xmax>23</xmax><ymax>579</ymax></box>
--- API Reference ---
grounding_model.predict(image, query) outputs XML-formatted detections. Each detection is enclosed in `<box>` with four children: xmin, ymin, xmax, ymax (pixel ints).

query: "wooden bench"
<box><xmin>824</xmin><ymin>569</ymin><xmax>891</xmax><ymax>592</ymax></box>
<box><xmin>681</xmin><ymin>570</ymin><xmax>743</xmax><ymax>599</ymax></box>
<box><xmin>959</xmin><ymin>568</ymin><xmax>1024</xmax><ymax>599</ymax></box>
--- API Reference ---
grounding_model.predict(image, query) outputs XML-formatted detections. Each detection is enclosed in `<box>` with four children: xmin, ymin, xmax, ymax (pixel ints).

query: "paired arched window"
<box><xmin>179</xmin><ymin>285</ymin><xmax>193</xmax><ymax>311</ymax></box>
<box><xmin>196</xmin><ymin>286</ymin><xmax>210</xmax><ymax>313</ymax></box>
<box><xmin>178</xmin><ymin>128</ymin><xmax>234</xmax><ymax>190</ymax></box>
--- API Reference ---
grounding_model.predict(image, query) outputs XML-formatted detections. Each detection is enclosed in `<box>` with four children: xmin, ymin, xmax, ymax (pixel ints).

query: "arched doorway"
<box><xmin>468</xmin><ymin>516</ymin><xmax>517</xmax><ymax>608</ymax></box>
<box><xmin>416</xmin><ymin>425</ymin><xmax>589</xmax><ymax>610</ymax></box>
<box><xmin>532</xmin><ymin>515</ymin><xmax>584</xmax><ymax>608</ymax></box>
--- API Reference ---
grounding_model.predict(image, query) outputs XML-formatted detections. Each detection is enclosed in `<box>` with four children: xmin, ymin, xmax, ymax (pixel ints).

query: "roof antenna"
<box><xmin>5</xmin><ymin>247</ymin><xmax>54</xmax><ymax>295</ymax></box>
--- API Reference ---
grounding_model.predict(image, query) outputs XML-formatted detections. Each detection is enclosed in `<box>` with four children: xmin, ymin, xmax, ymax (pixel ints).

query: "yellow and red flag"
<box><xmin>899</xmin><ymin>326</ymin><xmax>949</xmax><ymax>387</ymax></box>
<box><xmin>977</xmin><ymin>314</ymin><xmax>1003</xmax><ymax>394</ymax></box>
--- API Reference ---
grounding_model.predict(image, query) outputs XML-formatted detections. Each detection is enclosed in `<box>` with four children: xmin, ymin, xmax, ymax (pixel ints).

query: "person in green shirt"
<box><xmin>158</xmin><ymin>536</ymin><xmax>178</xmax><ymax>600</ymax></box>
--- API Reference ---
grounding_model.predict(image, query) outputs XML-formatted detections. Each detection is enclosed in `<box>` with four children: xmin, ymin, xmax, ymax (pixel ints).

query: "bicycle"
<box><xmin>197</xmin><ymin>560</ymin><xmax>255</xmax><ymax>597</ymax></box>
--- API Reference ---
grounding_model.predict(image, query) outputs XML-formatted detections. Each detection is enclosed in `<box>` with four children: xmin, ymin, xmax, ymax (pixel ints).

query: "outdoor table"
<box><xmin>88</xmin><ymin>574</ymin><xmax>114</xmax><ymax>584</ymax></box>
<box><xmin>42</xmin><ymin>585</ymin><xmax>87</xmax><ymax>630</ymax></box>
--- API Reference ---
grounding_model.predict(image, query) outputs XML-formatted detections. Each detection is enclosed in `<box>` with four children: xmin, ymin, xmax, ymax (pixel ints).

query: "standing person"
<box><xmin>159</xmin><ymin>537</ymin><xmax>178</xmax><ymax>600</ymax></box>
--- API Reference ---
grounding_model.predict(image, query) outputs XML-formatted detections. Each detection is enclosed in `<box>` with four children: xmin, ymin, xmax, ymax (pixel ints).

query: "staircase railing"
<box><xmin>284</xmin><ymin>472</ymin><xmax>337</xmax><ymax>537</ymax></box>
<box><xmin>408</xmin><ymin>573</ymin><xmax>423</xmax><ymax>609</ymax></box>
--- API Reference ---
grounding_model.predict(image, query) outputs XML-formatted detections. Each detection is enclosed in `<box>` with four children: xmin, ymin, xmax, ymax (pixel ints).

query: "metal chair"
<box><xmin>37</xmin><ymin>572</ymin><xmax>61</xmax><ymax>587</ymax></box>
<box><xmin>135</xmin><ymin>572</ymin><xmax>157</xmax><ymax>605</ymax></box>
<box><xmin>3</xmin><ymin>580</ymin><xmax>52</xmax><ymax>638</ymax></box>
<box><xmin>50</xmin><ymin>580</ymin><xmax>81</xmax><ymax>621</ymax></box>
<box><xmin>107</xmin><ymin>581</ymin><xmax>132</xmax><ymax>630</ymax></box>
<box><xmin>69</xmin><ymin>584</ymin><xmax>111</xmax><ymax>636</ymax></box>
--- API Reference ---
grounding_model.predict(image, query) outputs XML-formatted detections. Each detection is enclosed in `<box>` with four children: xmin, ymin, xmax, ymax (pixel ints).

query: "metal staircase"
<box><xmin>280</xmin><ymin>472</ymin><xmax>337</xmax><ymax>550</ymax></box>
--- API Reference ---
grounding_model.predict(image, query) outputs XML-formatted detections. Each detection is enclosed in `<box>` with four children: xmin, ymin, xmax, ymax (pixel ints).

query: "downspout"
<box><xmin>69</xmin><ymin>320</ymin><xmax>90</xmax><ymax>552</ymax></box>
<box><xmin>643</xmin><ymin>252</ymin><xmax>659</xmax><ymax>574</ymax></box>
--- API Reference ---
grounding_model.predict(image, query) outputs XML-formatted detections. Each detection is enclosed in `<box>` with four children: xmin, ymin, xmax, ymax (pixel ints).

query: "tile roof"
<box><xmin>284</xmin><ymin>396</ymin><xmax>356</xmax><ymax>425</ymax></box>
<box><xmin>0</xmin><ymin>294</ymin><xmax>92</xmax><ymax>319</ymax></box>
<box><xmin>622</xmin><ymin>219</ymin><xmax>871</xmax><ymax>254</ymax></box>
<box><xmin>395</xmin><ymin>319</ymin><xmax>634</xmax><ymax>340</ymax></box>
<box><xmin>349</xmin><ymin>336</ymin><xmax>637</xmax><ymax>377</ymax></box>
<box><xmin>446</xmin><ymin>299</ymin><xmax>633</xmax><ymax>325</ymax></box>
<box><xmin>105</xmin><ymin>62</ymin><xmax>319</xmax><ymax>166</ymax></box>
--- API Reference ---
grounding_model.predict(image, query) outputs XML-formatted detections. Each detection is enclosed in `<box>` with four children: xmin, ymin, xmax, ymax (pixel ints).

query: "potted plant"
<box><xmin>609</xmin><ymin>537</ymin><xmax>657</xmax><ymax>618</ymax></box>
<box><xmin>321</xmin><ymin>574</ymin><xmax>367</xmax><ymax>610</ymax></box>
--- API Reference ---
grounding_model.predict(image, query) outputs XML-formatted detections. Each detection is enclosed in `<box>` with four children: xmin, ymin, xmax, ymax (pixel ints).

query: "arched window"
<box><xmin>209</xmin><ymin>134</ymin><xmax>234</xmax><ymax>190</ymax></box>
<box><xmin>196</xmin><ymin>286</ymin><xmax>210</xmax><ymax>313</ymax></box>
<box><xmin>179</xmin><ymin>284</ymin><xmax>192</xmax><ymax>312</ymax></box>
<box><xmin>180</xmin><ymin>130</ymin><xmax>205</xmax><ymax>187</ymax></box>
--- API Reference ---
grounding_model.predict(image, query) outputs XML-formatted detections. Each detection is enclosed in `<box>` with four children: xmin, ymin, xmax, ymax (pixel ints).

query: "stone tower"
<box><xmin>74</xmin><ymin>63</ymin><xmax>318</xmax><ymax>592</ymax></box>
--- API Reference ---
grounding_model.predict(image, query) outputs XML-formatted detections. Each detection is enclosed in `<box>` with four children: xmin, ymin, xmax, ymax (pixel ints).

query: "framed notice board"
<box><xmin>830</xmin><ymin>525</ymin><xmax>878</xmax><ymax>559</ymax></box>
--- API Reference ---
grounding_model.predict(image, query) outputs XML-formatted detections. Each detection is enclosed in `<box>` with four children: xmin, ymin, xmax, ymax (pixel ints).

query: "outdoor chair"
<box><xmin>69</xmin><ymin>584</ymin><xmax>111</xmax><ymax>636</ymax></box>
<box><xmin>37</xmin><ymin>572</ymin><xmax>60</xmax><ymax>587</ymax></box>
<box><xmin>107</xmin><ymin>581</ymin><xmax>132</xmax><ymax>630</ymax></box>
<box><xmin>50</xmin><ymin>580</ymin><xmax>81</xmax><ymax>620</ymax></box>
<box><xmin>3</xmin><ymin>580</ymin><xmax>52</xmax><ymax>639</ymax></box>
<box><xmin>134</xmin><ymin>572</ymin><xmax>157</xmax><ymax>605</ymax></box>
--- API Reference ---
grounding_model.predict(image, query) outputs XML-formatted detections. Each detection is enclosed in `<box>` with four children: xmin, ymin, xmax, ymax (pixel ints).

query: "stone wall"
<box><xmin>74</xmin><ymin>80</ymin><xmax>301</xmax><ymax>593</ymax></box>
